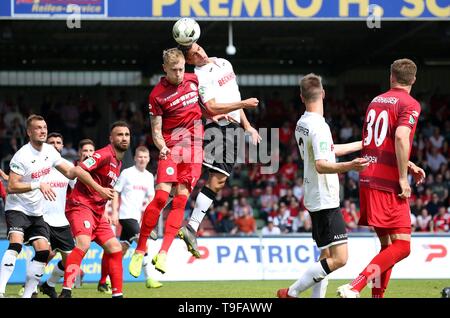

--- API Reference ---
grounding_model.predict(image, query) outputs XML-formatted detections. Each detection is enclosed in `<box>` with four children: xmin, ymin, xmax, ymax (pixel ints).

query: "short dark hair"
<box><xmin>177</xmin><ymin>44</ymin><xmax>192</xmax><ymax>57</ymax></box>
<box><xmin>47</xmin><ymin>132</ymin><xmax>63</xmax><ymax>142</ymax></box>
<box><xmin>300</xmin><ymin>73</ymin><xmax>323</xmax><ymax>102</ymax></box>
<box><xmin>78</xmin><ymin>138</ymin><xmax>95</xmax><ymax>150</ymax></box>
<box><xmin>110</xmin><ymin>121</ymin><xmax>130</xmax><ymax>132</ymax></box>
<box><xmin>26</xmin><ymin>114</ymin><xmax>45</xmax><ymax>129</ymax></box>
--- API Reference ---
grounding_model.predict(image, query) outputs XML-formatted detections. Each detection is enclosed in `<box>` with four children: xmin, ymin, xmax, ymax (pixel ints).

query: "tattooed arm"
<box><xmin>150</xmin><ymin>115</ymin><xmax>170</xmax><ymax>160</ymax></box>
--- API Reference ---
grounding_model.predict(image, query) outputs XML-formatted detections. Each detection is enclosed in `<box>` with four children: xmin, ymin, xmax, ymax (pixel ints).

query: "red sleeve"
<box><xmin>397</xmin><ymin>100</ymin><xmax>421</xmax><ymax>130</ymax></box>
<box><xmin>148</xmin><ymin>89</ymin><xmax>163</xmax><ymax>117</ymax></box>
<box><xmin>78</xmin><ymin>151</ymin><xmax>106</xmax><ymax>172</ymax></box>
<box><xmin>0</xmin><ymin>182</ymin><xmax>6</xmax><ymax>200</ymax></box>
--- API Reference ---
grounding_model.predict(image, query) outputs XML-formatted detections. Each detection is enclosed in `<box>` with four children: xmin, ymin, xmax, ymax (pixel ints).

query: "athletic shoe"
<box><xmin>58</xmin><ymin>289</ymin><xmax>72</xmax><ymax>298</ymax></box>
<box><xmin>277</xmin><ymin>288</ymin><xmax>296</xmax><ymax>298</ymax></box>
<box><xmin>337</xmin><ymin>284</ymin><xmax>360</xmax><ymax>298</ymax></box>
<box><xmin>177</xmin><ymin>224</ymin><xmax>200</xmax><ymax>258</ymax></box>
<box><xmin>152</xmin><ymin>252</ymin><xmax>167</xmax><ymax>274</ymax></box>
<box><xmin>97</xmin><ymin>282</ymin><xmax>112</xmax><ymax>294</ymax></box>
<box><xmin>145</xmin><ymin>278</ymin><xmax>163</xmax><ymax>289</ymax></box>
<box><xmin>40</xmin><ymin>282</ymin><xmax>58</xmax><ymax>298</ymax></box>
<box><xmin>129</xmin><ymin>252</ymin><xmax>144</xmax><ymax>278</ymax></box>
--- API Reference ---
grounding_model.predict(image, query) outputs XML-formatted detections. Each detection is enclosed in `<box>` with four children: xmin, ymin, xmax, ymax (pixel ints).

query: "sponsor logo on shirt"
<box><xmin>218</xmin><ymin>72</ymin><xmax>236</xmax><ymax>87</ymax></box>
<box><xmin>107</xmin><ymin>171</ymin><xmax>118</xmax><ymax>186</ymax></box>
<box><xmin>83</xmin><ymin>157</ymin><xmax>96</xmax><ymax>168</ymax></box>
<box><xmin>49</xmin><ymin>181</ymin><xmax>69</xmax><ymax>188</ymax></box>
<box><xmin>31</xmin><ymin>167</ymin><xmax>52</xmax><ymax>179</ymax></box>
<box><xmin>133</xmin><ymin>185</ymin><xmax>148</xmax><ymax>192</ymax></box>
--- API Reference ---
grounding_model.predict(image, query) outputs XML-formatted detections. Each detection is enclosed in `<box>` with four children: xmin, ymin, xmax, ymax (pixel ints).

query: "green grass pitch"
<box><xmin>4</xmin><ymin>279</ymin><xmax>450</xmax><ymax>298</ymax></box>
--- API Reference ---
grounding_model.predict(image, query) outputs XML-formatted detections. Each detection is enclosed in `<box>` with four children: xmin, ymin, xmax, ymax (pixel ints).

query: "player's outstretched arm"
<box><xmin>315</xmin><ymin>158</ymin><xmax>369</xmax><ymax>174</ymax></box>
<box><xmin>239</xmin><ymin>109</ymin><xmax>262</xmax><ymax>146</ymax></box>
<box><xmin>203</xmin><ymin>97</ymin><xmax>259</xmax><ymax>116</ymax></box>
<box><xmin>62</xmin><ymin>165</ymin><xmax>114</xmax><ymax>200</ymax></box>
<box><xmin>334</xmin><ymin>141</ymin><xmax>363</xmax><ymax>157</ymax></box>
<box><xmin>7</xmin><ymin>171</ymin><xmax>56</xmax><ymax>200</ymax></box>
<box><xmin>150</xmin><ymin>116</ymin><xmax>170</xmax><ymax>160</ymax></box>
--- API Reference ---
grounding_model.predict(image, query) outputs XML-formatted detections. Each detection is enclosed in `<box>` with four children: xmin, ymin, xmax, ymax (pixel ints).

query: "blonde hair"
<box><xmin>163</xmin><ymin>48</ymin><xmax>184</xmax><ymax>65</ymax></box>
<box><xmin>300</xmin><ymin>73</ymin><xmax>323</xmax><ymax>102</ymax></box>
<box><xmin>391</xmin><ymin>58</ymin><xmax>417</xmax><ymax>86</ymax></box>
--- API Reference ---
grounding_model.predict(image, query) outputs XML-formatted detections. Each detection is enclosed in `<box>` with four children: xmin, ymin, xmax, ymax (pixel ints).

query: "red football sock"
<box><xmin>99</xmin><ymin>253</ymin><xmax>110</xmax><ymax>285</ymax></box>
<box><xmin>351</xmin><ymin>239</ymin><xmax>410</xmax><ymax>293</ymax></box>
<box><xmin>372</xmin><ymin>245</ymin><xmax>392</xmax><ymax>298</ymax></box>
<box><xmin>136</xmin><ymin>190</ymin><xmax>169</xmax><ymax>252</ymax></box>
<box><xmin>160</xmin><ymin>194</ymin><xmax>188</xmax><ymax>253</ymax></box>
<box><xmin>63</xmin><ymin>247</ymin><xmax>86</xmax><ymax>289</ymax></box>
<box><xmin>107</xmin><ymin>251</ymin><xmax>123</xmax><ymax>296</ymax></box>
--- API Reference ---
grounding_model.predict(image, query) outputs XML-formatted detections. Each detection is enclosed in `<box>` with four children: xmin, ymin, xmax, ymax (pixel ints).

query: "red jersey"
<box><xmin>67</xmin><ymin>144</ymin><xmax>121</xmax><ymax>215</ymax></box>
<box><xmin>360</xmin><ymin>88</ymin><xmax>421</xmax><ymax>193</ymax></box>
<box><xmin>148</xmin><ymin>73</ymin><xmax>203</xmax><ymax>148</ymax></box>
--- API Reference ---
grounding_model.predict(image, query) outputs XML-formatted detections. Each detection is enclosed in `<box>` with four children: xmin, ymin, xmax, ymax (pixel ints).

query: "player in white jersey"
<box><xmin>277</xmin><ymin>74</ymin><xmax>368</xmax><ymax>298</ymax></box>
<box><xmin>177</xmin><ymin>43</ymin><xmax>260</xmax><ymax>257</ymax></box>
<box><xmin>0</xmin><ymin>115</ymin><xmax>114</xmax><ymax>298</ymax></box>
<box><xmin>37</xmin><ymin>133</ymin><xmax>76</xmax><ymax>298</ymax></box>
<box><xmin>106</xmin><ymin>146</ymin><xmax>162</xmax><ymax>289</ymax></box>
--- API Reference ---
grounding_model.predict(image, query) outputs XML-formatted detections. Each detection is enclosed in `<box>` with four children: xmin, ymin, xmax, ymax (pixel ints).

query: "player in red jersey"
<box><xmin>59</xmin><ymin>121</ymin><xmax>130</xmax><ymax>298</ymax></box>
<box><xmin>128</xmin><ymin>48</ymin><xmax>257</xmax><ymax>277</ymax></box>
<box><xmin>338</xmin><ymin>59</ymin><xmax>426</xmax><ymax>298</ymax></box>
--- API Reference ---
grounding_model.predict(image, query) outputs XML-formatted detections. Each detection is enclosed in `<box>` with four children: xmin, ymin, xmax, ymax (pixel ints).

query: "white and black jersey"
<box><xmin>5</xmin><ymin>143</ymin><xmax>63</xmax><ymax>216</ymax></box>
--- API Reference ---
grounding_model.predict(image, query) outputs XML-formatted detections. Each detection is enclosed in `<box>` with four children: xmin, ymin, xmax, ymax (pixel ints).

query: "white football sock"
<box><xmin>47</xmin><ymin>261</ymin><xmax>65</xmax><ymax>287</ymax></box>
<box><xmin>311</xmin><ymin>275</ymin><xmax>329</xmax><ymax>298</ymax></box>
<box><xmin>22</xmin><ymin>260</ymin><xmax>46</xmax><ymax>298</ymax></box>
<box><xmin>288</xmin><ymin>261</ymin><xmax>328</xmax><ymax>297</ymax></box>
<box><xmin>143</xmin><ymin>252</ymin><xmax>152</xmax><ymax>280</ymax></box>
<box><xmin>188</xmin><ymin>191</ymin><xmax>214</xmax><ymax>232</ymax></box>
<box><xmin>0</xmin><ymin>250</ymin><xmax>19</xmax><ymax>294</ymax></box>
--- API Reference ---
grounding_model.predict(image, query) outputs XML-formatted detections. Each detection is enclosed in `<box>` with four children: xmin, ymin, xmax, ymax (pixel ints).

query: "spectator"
<box><xmin>279</xmin><ymin>155</ymin><xmax>298</xmax><ymax>182</ymax></box>
<box><xmin>292</xmin><ymin>177</ymin><xmax>305</xmax><ymax>201</ymax></box>
<box><xmin>291</xmin><ymin>210</ymin><xmax>312</xmax><ymax>233</ymax></box>
<box><xmin>426</xmin><ymin>146</ymin><xmax>447</xmax><ymax>173</ymax></box>
<box><xmin>426</xmin><ymin>193</ymin><xmax>442</xmax><ymax>217</ymax></box>
<box><xmin>215</xmin><ymin>204</ymin><xmax>235</xmax><ymax>234</ymax></box>
<box><xmin>231</xmin><ymin>207</ymin><xmax>256</xmax><ymax>235</ymax></box>
<box><xmin>432</xmin><ymin>206</ymin><xmax>450</xmax><ymax>232</ymax></box>
<box><xmin>429</xmin><ymin>127</ymin><xmax>444</xmax><ymax>150</ymax></box>
<box><xmin>416</xmin><ymin>208</ymin><xmax>432</xmax><ymax>232</ymax></box>
<box><xmin>261</xmin><ymin>218</ymin><xmax>281</xmax><ymax>235</ymax></box>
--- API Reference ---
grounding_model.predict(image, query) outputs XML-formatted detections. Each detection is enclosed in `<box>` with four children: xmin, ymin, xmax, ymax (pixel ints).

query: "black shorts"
<box><xmin>5</xmin><ymin>210</ymin><xmax>50</xmax><ymax>244</ymax></box>
<box><xmin>309</xmin><ymin>207</ymin><xmax>348</xmax><ymax>249</ymax></box>
<box><xmin>119</xmin><ymin>219</ymin><xmax>140</xmax><ymax>246</ymax></box>
<box><xmin>49</xmin><ymin>225</ymin><xmax>75</xmax><ymax>253</ymax></box>
<box><xmin>203</xmin><ymin>122</ymin><xmax>242</xmax><ymax>177</ymax></box>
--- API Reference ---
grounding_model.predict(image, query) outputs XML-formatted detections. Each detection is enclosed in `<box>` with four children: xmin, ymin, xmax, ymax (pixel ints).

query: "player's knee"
<box><xmin>150</xmin><ymin>190</ymin><xmax>170</xmax><ymax>210</ymax></box>
<box><xmin>8</xmin><ymin>242</ymin><xmax>22</xmax><ymax>254</ymax></box>
<box><xmin>76</xmin><ymin>240</ymin><xmax>91</xmax><ymax>252</ymax></box>
<box><xmin>391</xmin><ymin>239</ymin><xmax>411</xmax><ymax>261</ymax></box>
<box><xmin>33</xmin><ymin>250</ymin><xmax>50</xmax><ymax>263</ymax></box>
<box><xmin>330</xmin><ymin>255</ymin><xmax>347</xmax><ymax>270</ymax></box>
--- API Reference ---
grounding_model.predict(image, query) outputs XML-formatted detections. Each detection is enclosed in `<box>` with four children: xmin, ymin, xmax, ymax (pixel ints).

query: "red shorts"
<box><xmin>156</xmin><ymin>148</ymin><xmax>202</xmax><ymax>191</ymax></box>
<box><xmin>359</xmin><ymin>187</ymin><xmax>411</xmax><ymax>228</ymax></box>
<box><xmin>65</xmin><ymin>205</ymin><xmax>115</xmax><ymax>246</ymax></box>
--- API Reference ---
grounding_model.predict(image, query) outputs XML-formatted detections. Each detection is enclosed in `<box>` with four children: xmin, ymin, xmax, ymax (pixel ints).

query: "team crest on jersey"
<box><xmin>409</xmin><ymin>115</ymin><xmax>416</xmax><ymax>125</ymax></box>
<box><xmin>83</xmin><ymin>157</ymin><xmax>96</xmax><ymax>168</ymax></box>
<box><xmin>166</xmin><ymin>167</ymin><xmax>175</xmax><ymax>176</ymax></box>
<box><xmin>84</xmin><ymin>220</ymin><xmax>91</xmax><ymax>229</ymax></box>
<box><xmin>190</xmin><ymin>83</ymin><xmax>197</xmax><ymax>91</ymax></box>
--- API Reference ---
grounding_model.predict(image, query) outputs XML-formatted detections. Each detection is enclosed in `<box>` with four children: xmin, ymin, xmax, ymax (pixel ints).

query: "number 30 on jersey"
<box><xmin>364</xmin><ymin>109</ymin><xmax>388</xmax><ymax>147</ymax></box>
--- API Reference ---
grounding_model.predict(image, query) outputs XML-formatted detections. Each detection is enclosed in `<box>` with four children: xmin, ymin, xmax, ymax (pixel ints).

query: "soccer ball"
<box><xmin>172</xmin><ymin>18</ymin><xmax>201</xmax><ymax>46</ymax></box>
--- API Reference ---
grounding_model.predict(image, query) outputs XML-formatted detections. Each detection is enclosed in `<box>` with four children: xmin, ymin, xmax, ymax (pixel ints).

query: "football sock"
<box><xmin>63</xmin><ymin>247</ymin><xmax>86</xmax><ymax>289</ymax></box>
<box><xmin>99</xmin><ymin>253</ymin><xmax>110</xmax><ymax>285</ymax></box>
<box><xmin>23</xmin><ymin>260</ymin><xmax>46</xmax><ymax>298</ymax></box>
<box><xmin>351</xmin><ymin>240</ymin><xmax>410</xmax><ymax>292</ymax></box>
<box><xmin>107</xmin><ymin>251</ymin><xmax>123</xmax><ymax>297</ymax></box>
<box><xmin>160</xmin><ymin>194</ymin><xmax>188</xmax><ymax>253</ymax></box>
<box><xmin>188</xmin><ymin>187</ymin><xmax>216</xmax><ymax>232</ymax></box>
<box><xmin>0</xmin><ymin>249</ymin><xmax>19</xmax><ymax>293</ymax></box>
<box><xmin>289</xmin><ymin>259</ymin><xmax>331</xmax><ymax>297</ymax></box>
<box><xmin>136</xmin><ymin>190</ymin><xmax>169</xmax><ymax>252</ymax></box>
<box><xmin>372</xmin><ymin>246</ymin><xmax>393</xmax><ymax>298</ymax></box>
<box><xmin>311</xmin><ymin>275</ymin><xmax>329</xmax><ymax>298</ymax></box>
<box><xmin>47</xmin><ymin>260</ymin><xmax>65</xmax><ymax>287</ymax></box>
<box><xmin>143</xmin><ymin>252</ymin><xmax>152</xmax><ymax>280</ymax></box>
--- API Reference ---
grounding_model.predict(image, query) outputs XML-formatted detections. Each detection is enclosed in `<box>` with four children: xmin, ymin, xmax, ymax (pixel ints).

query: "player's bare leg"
<box><xmin>179</xmin><ymin>172</ymin><xmax>227</xmax><ymax>257</ymax></box>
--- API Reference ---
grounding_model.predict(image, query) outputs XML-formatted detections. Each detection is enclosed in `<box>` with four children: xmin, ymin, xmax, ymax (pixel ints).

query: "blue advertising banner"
<box><xmin>1</xmin><ymin>0</ymin><xmax>449</xmax><ymax>20</ymax></box>
<box><xmin>12</xmin><ymin>0</ymin><xmax>105</xmax><ymax>17</ymax></box>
